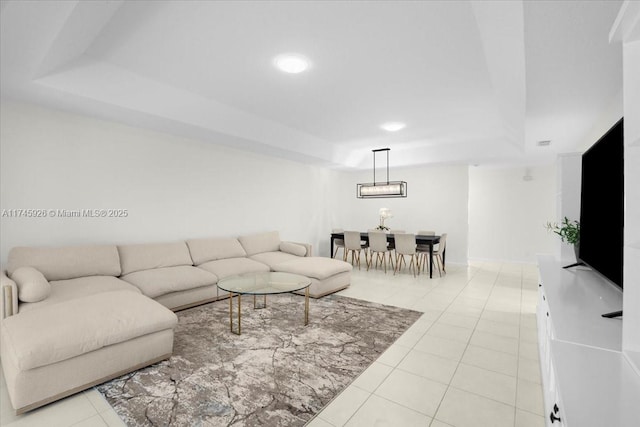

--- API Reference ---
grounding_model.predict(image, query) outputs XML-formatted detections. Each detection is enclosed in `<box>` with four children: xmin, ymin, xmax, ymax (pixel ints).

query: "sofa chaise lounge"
<box><xmin>0</xmin><ymin>231</ymin><xmax>352</xmax><ymax>414</ymax></box>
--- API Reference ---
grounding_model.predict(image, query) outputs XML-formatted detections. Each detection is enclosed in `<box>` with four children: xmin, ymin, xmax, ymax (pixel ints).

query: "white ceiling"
<box><xmin>0</xmin><ymin>0</ymin><xmax>623</xmax><ymax>170</ymax></box>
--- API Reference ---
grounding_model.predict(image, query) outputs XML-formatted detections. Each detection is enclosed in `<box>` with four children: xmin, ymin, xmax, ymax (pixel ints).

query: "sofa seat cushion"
<box><xmin>198</xmin><ymin>258</ymin><xmax>269</xmax><ymax>280</ymax></box>
<box><xmin>273</xmin><ymin>257</ymin><xmax>352</xmax><ymax>280</ymax></box>
<box><xmin>19</xmin><ymin>276</ymin><xmax>141</xmax><ymax>314</ymax></box>
<box><xmin>1</xmin><ymin>291</ymin><xmax>177</xmax><ymax>371</ymax></box>
<box><xmin>121</xmin><ymin>266</ymin><xmax>218</xmax><ymax>299</ymax></box>
<box><xmin>249</xmin><ymin>252</ymin><xmax>301</xmax><ymax>269</ymax></box>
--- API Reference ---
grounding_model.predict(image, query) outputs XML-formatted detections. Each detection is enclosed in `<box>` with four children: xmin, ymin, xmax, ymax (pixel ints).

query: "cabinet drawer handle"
<box><xmin>554</xmin><ymin>403</ymin><xmax>559</xmax><ymax>414</ymax></box>
<box><xmin>550</xmin><ymin>412</ymin><xmax>562</xmax><ymax>423</ymax></box>
<box><xmin>543</xmin><ymin>295</ymin><xmax>546</xmax><ymax>301</ymax></box>
<box><xmin>539</xmin><ymin>283</ymin><xmax>542</xmax><ymax>287</ymax></box>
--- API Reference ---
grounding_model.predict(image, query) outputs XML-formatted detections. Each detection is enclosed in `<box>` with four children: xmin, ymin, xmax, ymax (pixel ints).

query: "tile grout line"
<box><xmin>319</xmin><ymin>267</ymin><xmax>453</xmax><ymax>427</ymax></box>
<box><xmin>428</xmin><ymin>263</ymin><xmax>524</xmax><ymax>426</ymax></box>
<box><xmin>357</xmin><ymin>264</ymin><xmax>526</xmax><ymax>425</ymax></box>
<box><xmin>512</xmin><ymin>264</ymin><xmax>525</xmax><ymax>427</ymax></box>
<box><xmin>345</xmin><ymin>275</ymin><xmax>455</xmax><ymax>427</ymax></box>
<box><xmin>345</xmin><ymin>265</ymin><xmax>481</xmax><ymax>427</ymax></box>
<box><xmin>426</xmin><ymin>263</ymin><xmax>495</xmax><ymax>426</ymax></box>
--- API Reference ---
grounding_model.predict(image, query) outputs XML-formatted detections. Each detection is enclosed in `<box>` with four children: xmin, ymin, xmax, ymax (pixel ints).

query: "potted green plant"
<box><xmin>545</xmin><ymin>217</ymin><xmax>580</xmax><ymax>259</ymax></box>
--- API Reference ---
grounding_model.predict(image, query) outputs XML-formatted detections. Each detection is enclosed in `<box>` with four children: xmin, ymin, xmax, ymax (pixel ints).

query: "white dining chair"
<box><xmin>332</xmin><ymin>228</ymin><xmax>346</xmax><ymax>260</ymax></box>
<box><xmin>344</xmin><ymin>231</ymin><xmax>367</xmax><ymax>269</ymax></box>
<box><xmin>416</xmin><ymin>230</ymin><xmax>435</xmax><ymax>273</ymax></box>
<box><xmin>367</xmin><ymin>231</ymin><xmax>394</xmax><ymax>273</ymax></box>
<box><xmin>393</xmin><ymin>233</ymin><xmax>418</xmax><ymax>277</ymax></box>
<box><xmin>432</xmin><ymin>233</ymin><xmax>447</xmax><ymax>276</ymax></box>
<box><xmin>388</xmin><ymin>229</ymin><xmax>405</xmax><ymax>252</ymax></box>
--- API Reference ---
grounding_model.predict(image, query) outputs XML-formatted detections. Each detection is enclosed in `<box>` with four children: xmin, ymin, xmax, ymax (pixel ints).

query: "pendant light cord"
<box><xmin>372</xmin><ymin>148</ymin><xmax>391</xmax><ymax>185</ymax></box>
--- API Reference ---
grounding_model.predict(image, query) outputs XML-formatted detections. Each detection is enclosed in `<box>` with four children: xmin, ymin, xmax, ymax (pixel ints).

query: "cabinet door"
<box><xmin>548</xmin><ymin>386</ymin><xmax>565</xmax><ymax>426</ymax></box>
<box><xmin>537</xmin><ymin>284</ymin><xmax>551</xmax><ymax>367</ymax></box>
<box><xmin>537</xmin><ymin>282</ymin><xmax>558</xmax><ymax>426</ymax></box>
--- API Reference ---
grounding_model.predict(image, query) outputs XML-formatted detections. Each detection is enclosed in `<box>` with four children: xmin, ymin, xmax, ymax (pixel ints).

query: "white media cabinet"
<box><xmin>537</xmin><ymin>255</ymin><xmax>640</xmax><ymax>426</ymax></box>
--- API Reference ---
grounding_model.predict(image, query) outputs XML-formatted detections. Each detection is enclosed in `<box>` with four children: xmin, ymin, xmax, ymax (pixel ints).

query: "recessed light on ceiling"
<box><xmin>274</xmin><ymin>54</ymin><xmax>310</xmax><ymax>74</ymax></box>
<box><xmin>537</xmin><ymin>140</ymin><xmax>551</xmax><ymax>146</ymax></box>
<box><xmin>380</xmin><ymin>122</ymin><xmax>406</xmax><ymax>132</ymax></box>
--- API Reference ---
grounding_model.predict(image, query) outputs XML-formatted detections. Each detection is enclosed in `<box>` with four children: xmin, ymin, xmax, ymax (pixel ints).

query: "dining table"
<box><xmin>330</xmin><ymin>232</ymin><xmax>443</xmax><ymax>278</ymax></box>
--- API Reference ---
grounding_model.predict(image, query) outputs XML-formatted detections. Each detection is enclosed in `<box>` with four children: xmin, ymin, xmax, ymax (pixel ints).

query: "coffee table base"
<box><xmin>228</xmin><ymin>287</ymin><xmax>310</xmax><ymax>335</ymax></box>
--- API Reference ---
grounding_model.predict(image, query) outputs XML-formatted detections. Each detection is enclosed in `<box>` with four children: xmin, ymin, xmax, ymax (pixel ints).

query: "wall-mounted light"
<box><xmin>356</xmin><ymin>148</ymin><xmax>407</xmax><ymax>198</ymax></box>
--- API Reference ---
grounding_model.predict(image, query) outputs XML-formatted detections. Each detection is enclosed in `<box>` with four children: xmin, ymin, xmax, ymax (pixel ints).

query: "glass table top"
<box><xmin>217</xmin><ymin>272</ymin><xmax>311</xmax><ymax>295</ymax></box>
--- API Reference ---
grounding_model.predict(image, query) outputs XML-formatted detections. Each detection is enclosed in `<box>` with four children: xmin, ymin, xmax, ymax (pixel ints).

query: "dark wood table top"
<box><xmin>331</xmin><ymin>232</ymin><xmax>440</xmax><ymax>243</ymax></box>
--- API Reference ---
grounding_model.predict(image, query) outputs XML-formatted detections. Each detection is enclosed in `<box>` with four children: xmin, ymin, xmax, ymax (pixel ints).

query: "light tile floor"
<box><xmin>310</xmin><ymin>260</ymin><xmax>545</xmax><ymax>427</ymax></box>
<box><xmin>0</xmin><ymin>261</ymin><xmax>544</xmax><ymax>427</ymax></box>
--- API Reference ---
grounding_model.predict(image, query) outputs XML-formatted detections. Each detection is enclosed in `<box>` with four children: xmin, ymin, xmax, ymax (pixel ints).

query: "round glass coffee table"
<box><xmin>217</xmin><ymin>272</ymin><xmax>312</xmax><ymax>335</ymax></box>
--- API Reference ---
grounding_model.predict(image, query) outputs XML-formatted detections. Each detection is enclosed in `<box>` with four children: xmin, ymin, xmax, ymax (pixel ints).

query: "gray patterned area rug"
<box><xmin>97</xmin><ymin>293</ymin><xmax>421</xmax><ymax>426</ymax></box>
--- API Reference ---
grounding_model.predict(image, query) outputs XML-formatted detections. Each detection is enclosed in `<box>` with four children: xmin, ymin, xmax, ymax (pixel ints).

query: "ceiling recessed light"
<box><xmin>380</xmin><ymin>122</ymin><xmax>406</xmax><ymax>132</ymax></box>
<box><xmin>537</xmin><ymin>140</ymin><xmax>551</xmax><ymax>146</ymax></box>
<box><xmin>274</xmin><ymin>54</ymin><xmax>310</xmax><ymax>74</ymax></box>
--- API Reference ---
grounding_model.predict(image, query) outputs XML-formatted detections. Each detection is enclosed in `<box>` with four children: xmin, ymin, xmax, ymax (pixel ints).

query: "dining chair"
<box><xmin>367</xmin><ymin>231</ymin><xmax>394</xmax><ymax>273</ymax></box>
<box><xmin>432</xmin><ymin>233</ymin><xmax>447</xmax><ymax>276</ymax></box>
<box><xmin>393</xmin><ymin>233</ymin><xmax>418</xmax><ymax>277</ymax></box>
<box><xmin>332</xmin><ymin>228</ymin><xmax>346</xmax><ymax>260</ymax></box>
<box><xmin>388</xmin><ymin>229</ymin><xmax>405</xmax><ymax>252</ymax></box>
<box><xmin>416</xmin><ymin>230</ymin><xmax>435</xmax><ymax>273</ymax></box>
<box><xmin>344</xmin><ymin>231</ymin><xmax>367</xmax><ymax>270</ymax></box>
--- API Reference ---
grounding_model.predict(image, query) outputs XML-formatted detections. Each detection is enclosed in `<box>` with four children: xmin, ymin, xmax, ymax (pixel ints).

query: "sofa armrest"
<box><xmin>287</xmin><ymin>241</ymin><xmax>312</xmax><ymax>257</ymax></box>
<box><xmin>1</xmin><ymin>271</ymin><xmax>18</xmax><ymax>319</ymax></box>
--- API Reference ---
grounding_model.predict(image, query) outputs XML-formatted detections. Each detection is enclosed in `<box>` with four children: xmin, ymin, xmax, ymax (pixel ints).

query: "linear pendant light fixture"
<box><xmin>357</xmin><ymin>148</ymin><xmax>407</xmax><ymax>198</ymax></box>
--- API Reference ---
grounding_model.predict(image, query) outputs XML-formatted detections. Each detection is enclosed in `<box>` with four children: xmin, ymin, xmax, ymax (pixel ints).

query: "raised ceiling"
<box><xmin>0</xmin><ymin>0</ymin><xmax>623</xmax><ymax>169</ymax></box>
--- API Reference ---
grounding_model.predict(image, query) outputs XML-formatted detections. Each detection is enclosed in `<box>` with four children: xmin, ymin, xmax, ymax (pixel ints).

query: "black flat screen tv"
<box><xmin>579</xmin><ymin>118</ymin><xmax>624</xmax><ymax>289</ymax></box>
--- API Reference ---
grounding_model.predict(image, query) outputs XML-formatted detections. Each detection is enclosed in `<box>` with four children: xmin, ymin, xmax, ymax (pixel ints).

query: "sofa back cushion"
<box><xmin>238</xmin><ymin>231</ymin><xmax>281</xmax><ymax>256</ymax></box>
<box><xmin>280</xmin><ymin>242</ymin><xmax>308</xmax><ymax>257</ymax></box>
<box><xmin>7</xmin><ymin>245</ymin><xmax>121</xmax><ymax>281</ymax></box>
<box><xmin>118</xmin><ymin>242</ymin><xmax>193</xmax><ymax>275</ymax></box>
<box><xmin>186</xmin><ymin>238</ymin><xmax>247</xmax><ymax>265</ymax></box>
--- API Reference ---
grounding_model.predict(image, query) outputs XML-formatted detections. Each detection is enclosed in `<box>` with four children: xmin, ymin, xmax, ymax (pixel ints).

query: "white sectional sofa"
<box><xmin>0</xmin><ymin>245</ymin><xmax>178</xmax><ymax>415</ymax></box>
<box><xmin>0</xmin><ymin>231</ymin><xmax>351</xmax><ymax>414</ymax></box>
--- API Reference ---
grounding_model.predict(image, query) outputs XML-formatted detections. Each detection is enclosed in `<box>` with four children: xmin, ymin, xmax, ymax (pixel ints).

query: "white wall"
<box><xmin>0</xmin><ymin>102</ymin><xmax>342</xmax><ymax>263</ymax></box>
<box><xmin>556</xmin><ymin>153</ymin><xmax>581</xmax><ymax>264</ymax></box>
<box><xmin>0</xmin><ymin>101</ymin><xmax>561</xmax><ymax>268</ymax></box>
<box><xmin>621</xmin><ymin>36</ymin><xmax>640</xmax><ymax>365</ymax></box>
<box><xmin>334</xmin><ymin>165</ymin><xmax>470</xmax><ymax>264</ymax></box>
<box><xmin>468</xmin><ymin>165</ymin><xmax>557</xmax><ymax>263</ymax></box>
<box><xmin>576</xmin><ymin>88</ymin><xmax>624</xmax><ymax>153</ymax></box>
